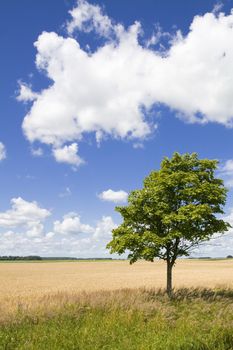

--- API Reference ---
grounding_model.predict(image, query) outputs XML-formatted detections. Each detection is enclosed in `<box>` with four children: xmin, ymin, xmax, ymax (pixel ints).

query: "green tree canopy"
<box><xmin>107</xmin><ymin>152</ymin><xmax>230</xmax><ymax>295</ymax></box>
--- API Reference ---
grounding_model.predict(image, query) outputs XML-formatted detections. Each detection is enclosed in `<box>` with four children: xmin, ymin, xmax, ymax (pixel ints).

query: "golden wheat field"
<box><xmin>0</xmin><ymin>259</ymin><xmax>232</xmax><ymax>323</ymax></box>
<box><xmin>0</xmin><ymin>259</ymin><xmax>232</xmax><ymax>299</ymax></box>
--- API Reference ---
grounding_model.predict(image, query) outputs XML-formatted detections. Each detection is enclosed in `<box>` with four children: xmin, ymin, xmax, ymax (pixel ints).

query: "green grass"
<box><xmin>0</xmin><ymin>288</ymin><xmax>232</xmax><ymax>350</ymax></box>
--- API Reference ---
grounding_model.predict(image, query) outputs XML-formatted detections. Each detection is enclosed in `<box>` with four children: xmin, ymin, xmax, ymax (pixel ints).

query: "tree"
<box><xmin>107</xmin><ymin>153</ymin><xmax>230</xmax><ymax>296</ymax></box>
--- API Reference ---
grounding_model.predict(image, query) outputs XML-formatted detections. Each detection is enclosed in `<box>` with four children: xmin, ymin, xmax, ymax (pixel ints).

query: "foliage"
<box><xmin>107</xmin><ymin>153</ymin><xmax>230</xmax><ymax>264</ymax></box>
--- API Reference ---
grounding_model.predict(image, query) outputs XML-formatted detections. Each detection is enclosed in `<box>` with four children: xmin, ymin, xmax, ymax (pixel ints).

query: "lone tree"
<box><xmin>107</xmin><ymin>153</ymin><xmax>230</xmax><ymax>296</ymax></box>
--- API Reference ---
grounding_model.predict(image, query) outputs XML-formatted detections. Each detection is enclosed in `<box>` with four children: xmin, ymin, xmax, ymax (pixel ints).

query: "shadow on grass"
<box><xmin>144</xmin><ymin>286</ymin><xmax>233</xmax><ymax>301</ymax></box>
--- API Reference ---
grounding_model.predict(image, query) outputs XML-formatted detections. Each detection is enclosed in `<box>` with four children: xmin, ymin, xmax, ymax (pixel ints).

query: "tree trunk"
<box><xmin>166</xmin><ymin>260</ymin><xmax>173</xmax><ymax>297</ymax></box>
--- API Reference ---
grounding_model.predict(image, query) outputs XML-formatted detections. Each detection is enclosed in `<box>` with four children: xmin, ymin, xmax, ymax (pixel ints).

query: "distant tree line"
<box><xmin>0</xmin><ymin>256</ymin><xmax>43</xmax><ymax>261</ymax></box>
<box><xmin>0</xmin><ymin>256</ymin><xmax>114</xmax><ymax>261</ymax></box>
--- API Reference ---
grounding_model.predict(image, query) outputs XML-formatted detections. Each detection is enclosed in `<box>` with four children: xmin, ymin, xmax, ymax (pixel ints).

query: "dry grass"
<box><xmin>0</xmin><ymin>285</ymin><xmax>232</xmax><ymax>325</ymax></box>
<box><xmin>0</xmin><ymin>287</ymin><xmax>232</xmax><ymax>349</ymax></box>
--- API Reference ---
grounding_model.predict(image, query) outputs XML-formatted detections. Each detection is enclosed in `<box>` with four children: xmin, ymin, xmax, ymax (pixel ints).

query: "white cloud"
<box><xmin>0</xmin><ymin>196</ymin><xmax>118</xmax><ymax>256</ymax></box>
<box><xmin>225</xmin><ymin>180</ymin><xmax>233</xmax><ymax>188</ymax></box>
<box><xmin>18</xmin><ymin>2</ymin><xmax>233</xmax><ymax>164</ymax></box>
<box><xmin>26</xmin><ymin>222</ymin><xmax>44</xmax><ymax>238</ymax></box>
<box><xmin>218</xmin><ymin>159</ymin><xmax>233</xmax><ymax>187</ymax></box>
<box><xmin>0</xmin><ymin>197</ymin><xmax>51</xmax><ymax>229</ymax></box>
<box><xmin>53</xmin><ymin>212</ymin><xmax>116</xmax><ymax>242</ymax></box>
<box><xmin>93</xmin><ymin>216</ymin><xmax>116</xmax><ymax>240</ymax></box>
<box><xmin>46</xmin><ymin>231</ymin><xmax>55</xmax><ymax>239</ymax></box>
<box><xmin>67</xmin><ymin>0</ymin><xmax>116</xmax><ymax>38</ymax></box>
<box><xmin>53</xmin><ymin>143</ymin><xmax>84</xmax><ymax>167</ymax></box>
<box><xmin>98</xmin><ymin>189</ymin><xmax>128</xmax><ymax>203</ymax></box>
<box><xmin>53</xmin><ymin>213</ymin><xmax>116</xmax><ymax>239</ymax></box>
<box><xmin>3</xmin><ymin>231</ymin><xmax>14</xmax><ymax>238</ymax></box>
<box><xmin>0</xmin><ymin>199</ymin><xmax>119</xmax><ymax>256</ymax></box>
<box><xmin>54</xmin><ymin>212</ymin><xmax>94</xmax><ymax>235</ymax></box>
<box><xmin>31</xmin><ymin>147</ymin><xmax>43</xmax><ymax>157</ymax></box>
<box><xmin>145</xmin><ymin>23</ymin><xmax>171</xmax><ymax>49</ymax></box>
<box><xmin>0</xmin><ymin>142</ymin><xmax>6</xmax><ymax>161</ymax></box>
<box><xmin>16</xmin><ymin>82</ymin><xmax>38</xmax><ymax>102</ymax></box>
<box><xmin>212</xmin><ymin>2</ymin><xmax>224</xmax><ymax>15</ymax></box>
<box><xmin>221</xmin><ymin>159</ymin><xmax>233</xmax><ymax>173</ymax></box>
<box><xmin>51</xmin><ymin>214</ymin><xmax>117</xmax><ymax>255</ymax></box>
<box><xmin>194</xmin><ymin>207</ymin><xmax>233</xmax><ymax>257</ymax></box>
<box><xmin>222</xmin><ymin>206</ymin><xmax>233</xmax><ymax>226</ymax></box>
<box><xmin>133</xmin><ymin>142</ymin><xmax>144</xmax><ymax>149</ymax></box>
<box><xmin>0</xmin><ymin>227</ymin><xmax>116</xmax><ymax>257</ymax></box>
<box><xmin>0</xmin><ymin>201</ymin><xmax>231</xmax><ymax>258</ymax></box>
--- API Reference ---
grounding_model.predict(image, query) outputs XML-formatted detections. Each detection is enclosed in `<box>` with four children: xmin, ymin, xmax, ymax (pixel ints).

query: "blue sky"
<box><xmin>0</xmin><ymin>0</ymin><xmax>233</xmax><ymax>257</ymax></box>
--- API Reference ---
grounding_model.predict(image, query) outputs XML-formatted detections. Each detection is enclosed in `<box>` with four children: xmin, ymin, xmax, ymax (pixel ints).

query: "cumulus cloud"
<box><xmin>0</xmin><ymin>195</ymin><xmax>117</xmax><ymax>256</ymax></box>
<box><xmin>212</xmin><ymin>2</ymin><xmax>224</xmax><ymax>15</ymax></box>
<box><xmin>218</xmin><ymin>159</ymin><xmax>233</xmax><ymax>187</ymax></box>
<box><xmin>133</xmin><ymin>142</ymin><xmax>144</xmax><ymax>149</ymax></box>
<box><xmin>0</xmin><ymin>197</ymin><xmax>51</xmax><ymax>229</ymax></box>
<box><xmin>194</xmin><ymin>233</ymin><xmax>233</xmax><ymax>257</ymax></box>
<box><xmin>0</xmin><ymin>200</ymin><xmax>231</xmax><ymax>257</ymax></box>
<box><xmin>53</xmin><ymin>212</ymin><xmax>116</xmax><ymax>240</ymax></box>
<box><xmin>194</xmin><ymin>206</ymin><xmax>233</xmax><ymax>257</ymax></box>
<box><xmin>16</xmin><ymin>82</ymin><xmax>38</xmax><ymax>102</ymax></box>
<box><xmin>98</xmin><ymin>189</ymin><xmax>128</xmax><ymax>203</ymax></box>
<box><xmin>43</xmin><ymin>213</ymin><xmax>116</xmax><ymax>256</ymax></box>
<box><xmin>0</xmin><ymin>226</ymin><xmax>115</xmax><ymax>257</ymax></box>
<box><xmin>54</xmin><ymin>212</ymin><xmax>94</xmax><ymax>235</ymax></box>
<box><xmin>22</xmin><ymin>27</ymin><xmax>151</xmax><ymax>148</ymax></box>
<box><xmin>0</xmin><ymin>194</ymin><xmax>117</xmax><ymax>256</ymax></box>
<box><xmin>0</xmin><ymin>196</ymin><xmax>117</xmax><ymax>256</ymax></box>
<box><xmin>31</xmin><ymin>147</ymin><xmax>43</xmax><ymax>157</ymax></box>
<box><xmin>93</xmin><ymin>216</ymin><xmax>116</xmax><ymax>240</ymax></box>
<box><xmin>0</xmin><ymin>142</ymin><xmax>6</xmax><ymax>161</ymax></box>
<box><xmin>53</xmin><ymin>143</ymin><xmax>84</xmax><ymax>167</ymax></box>
<box><xmin>67</xmin><ymin>0</ymin><xmax>115</xmax><ymax>37</ymax></box>
<box><xmin>18</xmin><ymin>2</ymin><xmax>233</xmax><ymax>165</ymax></box>
<box><xmin>26</xmin><ymin>222</ymin><xmax>44</xmax><ymax>238</ymax></box>
<box><xmin>145</xmin><ymin>23</ymin><xmax>171</xmax><ymax>49</ymax></box>
<box><xmin>221</xmin><ymin>159</ymin><xmax>233</xmax><ymax>173</ymax></box>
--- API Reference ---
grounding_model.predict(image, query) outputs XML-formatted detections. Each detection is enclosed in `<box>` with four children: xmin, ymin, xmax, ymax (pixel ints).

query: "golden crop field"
<box><xmin>0</xmin><ymin>259</ymin><xmax>232</xmax><ymax>347</ymax></box>
<box><xmin>0</xmin><ymin>259</ymin><xmax>232</xmax><ymax>325</ymax></box>
<box><xmin>0</xmin><ymin>259</ymin><xmax>232</xmax><ymax>299</ymax></box>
